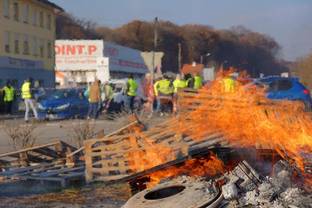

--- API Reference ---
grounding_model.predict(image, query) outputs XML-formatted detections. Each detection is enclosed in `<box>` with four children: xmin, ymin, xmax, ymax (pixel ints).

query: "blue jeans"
<box><xmin>88</xmin><ymin>102</ymin><xmax>98</xmax><ymax>119</ymax></box>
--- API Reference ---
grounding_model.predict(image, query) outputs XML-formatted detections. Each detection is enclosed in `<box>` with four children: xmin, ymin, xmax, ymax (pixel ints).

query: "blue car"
<box><xmin>255</xmin><ymin>76</ymin><xmax>312</xmax><ymax>110</ymax></box>
<box><xmin>38</xmin><ymin>89</ymin><xmax>89</xmax><ymax>120</ymax></box>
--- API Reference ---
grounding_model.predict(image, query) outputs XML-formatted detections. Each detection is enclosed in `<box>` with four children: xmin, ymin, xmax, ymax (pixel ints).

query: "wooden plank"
<box><xmin>35</xmin><ymin>166</ymin><xmax>85</xmax><ymax>177</ymax></box>
<box><xmin>0</xmin><ymin>141</ymin><xmax>61</xmax><ymax>158</ymax></box>
<box><xmin>31</xmin><ymin>147</ymin><xmax>59</xmax><ymax>159</ymax></box>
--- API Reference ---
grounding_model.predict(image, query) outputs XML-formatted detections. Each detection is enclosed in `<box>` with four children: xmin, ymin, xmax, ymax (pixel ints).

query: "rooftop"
<box><xmin>37</xmin><ymin>0</ymin><xmax>64</xmax><ymax>12</ymax></box>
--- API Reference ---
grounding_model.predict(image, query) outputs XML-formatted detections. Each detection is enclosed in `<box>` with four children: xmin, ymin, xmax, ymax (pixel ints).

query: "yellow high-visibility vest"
<box><xmin>194</xmin><ymin>75</ymin><xmax>203</xmax><ymax>90</ymax></box>
<box><xmin>127</xmin><ymin>78</ymin><xmax>138</xmax><ymax>96</ymax></box>
<box><xmin>222</xmin><ymin>77</ymin><xmax>235</xmax><ymax>93</ymax></box>
<box><xmin>154</xmin><ymin>79</ymin><xmax>173</xmax><ymax>96</ymax></box>
<box><xmin>3</xmin><ymin>86</ymin><xmax>15</xmax><ymax>102</ymax></box>
<box><xmin>21</xmin><ymin>82</ymin><xmax>32</xmax><ymax>99</ymax></box>
<box><xmin>173</xmin><ymin>79</ymin><xmax>187</xmax><ymax>93</ymax></box>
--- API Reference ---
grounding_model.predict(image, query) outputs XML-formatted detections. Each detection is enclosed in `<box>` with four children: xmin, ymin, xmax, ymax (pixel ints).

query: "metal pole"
<box><xmin>152</xmin><ymin>17</ymin><xmax>158</xmax><ymax>83</ymax></box>
<box><xmin>178</xmin><ymin>43</ymin><xmax>182</xmax><ymax>72</ymax></box>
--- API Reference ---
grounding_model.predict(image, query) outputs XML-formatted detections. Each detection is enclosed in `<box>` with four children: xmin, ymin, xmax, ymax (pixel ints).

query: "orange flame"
<box><xmin>177</xmin><ymin>70</ymin><xmax>312</xmax><ymax>185</ymax></box>
<box><xmin>148</xmin><ymin>154</ymin><xmax>225</xmax><ymax>188</ymax></box>
<box><xmin>125</xmin><ymin>70</ymin><xmax>311</xmax><ymax>186</ymax></box>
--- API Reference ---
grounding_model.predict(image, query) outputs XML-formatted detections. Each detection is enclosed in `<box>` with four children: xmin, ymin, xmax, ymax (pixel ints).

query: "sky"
<box><xmin>51</xmin><ymin>0</ymin><xmax>312</xmax><ymax>61</ymax></box>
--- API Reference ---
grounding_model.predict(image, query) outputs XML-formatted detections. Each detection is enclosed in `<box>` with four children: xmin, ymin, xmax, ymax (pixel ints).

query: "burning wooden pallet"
<box><xmin>84</xmin><ymin>117</ymin><xmax>226</xmax><ymax>183</ymax></box>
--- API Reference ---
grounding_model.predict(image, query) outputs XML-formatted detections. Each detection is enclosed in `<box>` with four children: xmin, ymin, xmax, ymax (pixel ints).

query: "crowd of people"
<box><xmin>0</xmin><ymin>70</ymin><xmax>239</xmax><ymax>122</ymax></box>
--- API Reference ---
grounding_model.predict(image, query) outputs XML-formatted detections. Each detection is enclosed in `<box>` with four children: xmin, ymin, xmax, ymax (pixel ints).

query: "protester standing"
<box><xmin>126</xmin><ymin>74</ymin><xmax>138</xmax><ymax>113</ymax></box>
<box><xmin>2</xmin><ymin>81</ymin><xmax>15</xmax><ymax>115</ymax></box>
<box><xmin>21</xmin><ymin>78</ymin><xmax>38</xmax><ymax>122</ymax></box>
<box><xmin>222</xmin><ymin>74</ymin><xmax>236</xmax><ymax>93</ymax></box>
<box><xmin>153</xmin><ymin>74</ymin><xmax>174</xmax><ymax>115</ymax></box>
<box><xmin>193</xmin><ymin>73</ymin><xmax>203</xmax><ymax>90</ymax></box>
<box><xmin>173</xmin><ymin>74</ymin><xmax>187</xmax><ymax>113</ymax></box>
<box><xmin>103</xmin><ymin>81</ymin><xmax>114</xmax><ymax>112</ymax></box>
<box><xmin>142</xmin><ymin>73</ymin><xmax>154</xmax><ymax>117</ymax></box>
<box><xmin>87</xmin><ymin>79</ymin><xmax>101</xmax><ymax>119</ymax></box>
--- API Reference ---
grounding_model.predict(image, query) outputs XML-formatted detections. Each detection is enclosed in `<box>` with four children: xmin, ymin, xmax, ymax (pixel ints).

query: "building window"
<box><xmin>3</xmin><ymin>0</ymin><xmax>10</xmax><ymax>18</ymax></box>
<box><xmin>32</xmin><ymin>36</ymin><xmax>38</xmax><ymax>56</ymax></box>
<box><xmin>32</xmin><ymin>8</ymin><xmax>37</xmax><ymax>26</ymax></box>
<box><xmin>47</xmin><ymin>41</ymin><xmax>52</xmax><ymax>58</ymax></box>
<box><xmin>22</xmin><ymin>3</ymin><xmax>29</xmax><ymax>23</ymax></box>
<box><xmin>13</xmin><ymin>2</ymin><xmax>19</xmax><ymax>21</ymax></box>
<box><xmin>47</xmin><ymin>14</ymin><xmax>52</xmax><ymax>30</ymax></box>
<box><xmin>23</xmin><ymin>34</ymin><xmax>29</xmax><ymax>55</ymax></box>
<box><xmin>14</xmin><ymin>33</ymin><xmax>20</xmax><ymax>54</ymax></box>
<box><xmin>4</xmin><ymin>31</ymin><xmax>11</xmax><ymax>53</ymax></box>
<box><xmin>39</xmin><ymin>11</ymin><xmax>44</xmax><ymax>27</ymax></box>
<box><xmin>39</xmin><ymin>39</ymin><xmax>44</xmax><ymax>58</ymax></box>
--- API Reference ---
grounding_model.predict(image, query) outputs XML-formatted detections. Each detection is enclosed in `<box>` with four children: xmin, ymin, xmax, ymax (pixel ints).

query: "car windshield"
<box><xmin>47</xmin><ymin>90</ymin><xmax>74</xmax><ymax>99</ymax></box>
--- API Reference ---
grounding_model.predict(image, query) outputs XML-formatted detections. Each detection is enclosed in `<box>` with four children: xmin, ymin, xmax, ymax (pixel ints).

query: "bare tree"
<box><xmin>4</xmin><ymin>122</ymin><xmax>37</xmax><ymax>150</ymax></box>
<box><xmin>68</xmin><ymin>120</ymin><xmax>96</xmax><ymax>147</ymax></box>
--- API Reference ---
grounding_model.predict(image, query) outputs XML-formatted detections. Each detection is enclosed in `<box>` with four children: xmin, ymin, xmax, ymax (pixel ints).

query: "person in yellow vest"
<box><xmin>222</xmin><ymin>74</ymin><xmax>236</xmax><ymax>93</ymax></box>
<box><xmin>173</xmin><ymin>74</ymin><xmax>187</xmax><ymax>94</ymax></box>
<box><xmin>173</xmin><ymin>74</ymin><xmax>187</xmax><ymax>113</ymax></box>
<box><xmin>126</xmin><ymin>74</ymin><xmax>138</xmax><ymax>113</ymax></box>
<box><xmin>154</xmin><ymin>74</ymin><xmax>174</xmax><ymax>115</ymax></box>
<box><xmin>2</xmin><ymin>81</ymin><xmax>15</xmax><ymax>115</ymax></box>
<box><xmin>193</xmin><ymin>73</ymin><xmax>203</xmax><ymax>90</ymax></box>
<box><xmin>21</xmin><ymin>78</ymin><xmax>38</xmax><ymax>122</ymax></box>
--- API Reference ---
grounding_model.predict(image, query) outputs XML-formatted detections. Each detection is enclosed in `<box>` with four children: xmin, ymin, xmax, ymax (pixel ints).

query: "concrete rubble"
<box><xmin>124</xmin><ymin>160</ymin><xmax>312</xmax><ymax>208</ymax></box>
<box><xmin>221</xmin><ymin>160</ymin><xmax>312</xmax><ymax>208</ymax></box>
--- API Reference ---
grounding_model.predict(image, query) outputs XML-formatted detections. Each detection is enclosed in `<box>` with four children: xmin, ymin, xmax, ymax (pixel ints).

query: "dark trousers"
<box><xmin>88</xmin><ymin>102</ymin><xmax>98</xmax><ymax>119</ymax></box>
<box><xmin>4</xmin><ymin>101</ymin><xmax>13</xmax><ymax>114</ymax></box>
<box><xmin>128</xmin><ymin>96</ymin><xmax>135</xmax><ymax>112</ymax></box>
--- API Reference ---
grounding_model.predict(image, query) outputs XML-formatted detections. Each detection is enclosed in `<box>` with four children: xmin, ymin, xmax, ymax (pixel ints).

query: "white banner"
<box><xmin>55</xmin><ymin>40</ymin><xmax>103</xmax><ymax>70</ymax></box>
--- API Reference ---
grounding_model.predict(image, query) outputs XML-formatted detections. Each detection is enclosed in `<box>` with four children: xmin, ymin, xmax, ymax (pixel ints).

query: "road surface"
<box><xmin>0</xmin><ymin>117</ymin><xmax>130</xmax><ymax>154</ymax></box>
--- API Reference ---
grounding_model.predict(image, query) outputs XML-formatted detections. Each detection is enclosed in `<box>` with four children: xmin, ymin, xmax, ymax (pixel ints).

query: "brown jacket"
<box><xmin>89</xmin><ymin>81</ymin><xmax>100</xmax><ymax>103</ymax></box>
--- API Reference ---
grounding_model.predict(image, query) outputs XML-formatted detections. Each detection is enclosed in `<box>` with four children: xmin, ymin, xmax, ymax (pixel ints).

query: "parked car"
<box><xmin>38</xmin><ymin>88</ymin><xmax>89</xmax><ymax>120</ymax></box>
<box><xmin>254</xmin><ymin>76</ymin><xmax>312</xmax><ymax>110</ymax></box>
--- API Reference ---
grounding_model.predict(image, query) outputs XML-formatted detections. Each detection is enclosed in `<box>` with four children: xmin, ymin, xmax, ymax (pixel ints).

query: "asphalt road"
<box><xmin>0</xmin><ymin>117</ymin><xmax>130</xmax><ymax>154</ymax></box>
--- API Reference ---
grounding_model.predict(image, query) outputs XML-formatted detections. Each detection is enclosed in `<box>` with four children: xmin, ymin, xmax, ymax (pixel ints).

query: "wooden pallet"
<box><xmin>0</xmin><ymin>162</ymin><xmax>85</xmax><ymax>187</ymax></box>
<box><xmin>0</xmin><ymin>140</ymin><xmax>78</xmax><ymax>169</ymax></box>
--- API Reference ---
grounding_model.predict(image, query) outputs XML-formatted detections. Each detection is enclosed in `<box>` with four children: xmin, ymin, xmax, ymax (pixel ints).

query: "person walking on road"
<box><xmin>21</xmin><ymin>78</ymin><xmax>38</xmax><ymax>122</ymax></box>
<box><xmin>126</xmin><ymin>74</ymin><xmax>138</xmax><ymax>113</ymax></box>
<box><xmin>87</xmin><ymin>79</ymin><xmax>101</xmax><ymax>119</ymax></box>
<box><xmin>2</xmin><ymin>81</ymin><xmax>15</xmax><ymax>115</ymax></box>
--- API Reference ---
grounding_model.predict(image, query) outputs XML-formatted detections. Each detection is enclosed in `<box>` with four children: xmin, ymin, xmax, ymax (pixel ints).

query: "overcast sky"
<box><xmin>51</xmin><ymin>0</ymin><xmax>312</xmax><ymax>61</ymax></box>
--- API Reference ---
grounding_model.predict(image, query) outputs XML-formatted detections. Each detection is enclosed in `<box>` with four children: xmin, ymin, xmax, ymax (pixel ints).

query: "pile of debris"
<box><xmin>123</xmin><ymin>160</ymin><xmax>312</xmax><ymax>208</ymax></box>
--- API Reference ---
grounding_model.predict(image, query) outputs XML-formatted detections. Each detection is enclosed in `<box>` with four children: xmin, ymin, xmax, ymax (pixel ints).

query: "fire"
<box><xmin>127</xmin><ymin>127</ymin><xmax>175</xmax><ymax>172</ymax></box>
<box><xmin>177</xmin><ymin>70</ymin><xmax>312</xmax><ymax>185</ymax></box>
<box><xmin>125</xmin><ymin>69</ymin><xmax>311</xmax><ymax>186</ymax></box>
<box><xmin>147</xmin><ymin>153</ymin><xmax>225</xmax><ymax>188</ymax></box>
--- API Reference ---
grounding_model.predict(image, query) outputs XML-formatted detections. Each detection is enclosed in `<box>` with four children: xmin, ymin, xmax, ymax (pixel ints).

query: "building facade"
<box><xmin>55</xmin><ymin>40</ymin><xmax>149</xmax><ymax>86</ymax></box>
<box><xmin>0</xmin><ymin>0</ymin><xmax>62</xmax><ymax>88</ymax></box>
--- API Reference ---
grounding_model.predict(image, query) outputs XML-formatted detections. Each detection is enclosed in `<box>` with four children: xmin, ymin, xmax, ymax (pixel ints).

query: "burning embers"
<box><xmin>147</xmin><ymin>153</ymin><xmax>225</xmax><ymax>188</ymax></box>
